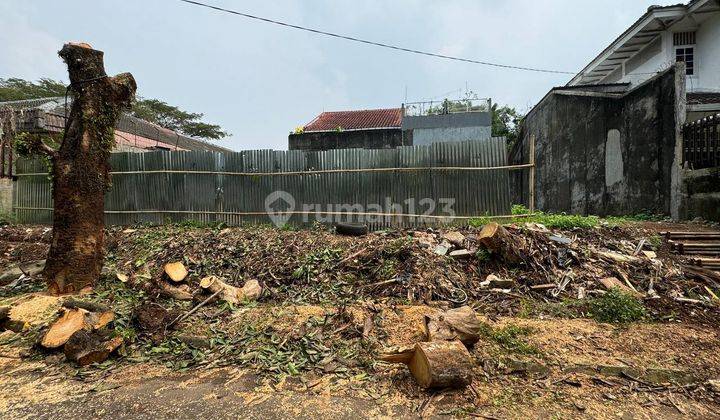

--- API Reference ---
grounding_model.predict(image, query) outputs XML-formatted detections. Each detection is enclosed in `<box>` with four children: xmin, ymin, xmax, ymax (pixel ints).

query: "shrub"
<box><xmin>588</xmin><ymin>288</ymin><xmax>646</xmax><ymax>324</ymax></box>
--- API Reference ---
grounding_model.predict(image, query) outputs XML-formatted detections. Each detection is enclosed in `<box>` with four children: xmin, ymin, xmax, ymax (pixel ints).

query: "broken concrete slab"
<box><xmin>481</xmin><ymin>274</ymin><xmax>515</xmax><ymax>289</ymax></box>
<box><xmin>442</xmin><ymin>231</ymin><xmax>465</xmax><ymax>247</ymax></box>
<box><xmin>449</xmin><ymin>249</ymin><xmax>473</xmax><ymax>259</ymax></box>
<box><xmin>434</xmin><ymin>245</ymin><xmax>450</xmax><ymax>256</ymax></box>
<box><xmin>548</xmin><ymin>235</ymin><xmax>572</xmax><ymax>245</ymax></box>
<box><xmin>563</xmin><ymin>364</ymin><xmax>697</xmax><ymax>386</ymax></box>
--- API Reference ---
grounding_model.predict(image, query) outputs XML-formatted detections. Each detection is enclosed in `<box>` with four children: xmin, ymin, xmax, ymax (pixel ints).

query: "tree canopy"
<box><xmin>491</xmin><ymin>103</ymin><xmax>523</xmax><ymax>149</ymax></box>
<box><xmin>0</xmin><ymin>78</ymin><xmax>228</xmax><ymax>140</ymax></box>
<box><xmin>0</xmin><ymin>78</ymin><xmax>67</xmax><ymax>101</ymax></box>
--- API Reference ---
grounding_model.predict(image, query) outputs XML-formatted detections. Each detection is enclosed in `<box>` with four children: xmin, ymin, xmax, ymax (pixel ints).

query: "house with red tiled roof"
<box><xmin>288</xmin><ymin>108</ymin><xmax>406</xmax><ymax>151</ymax></box>
<box><xmin>289</xmin><ymin>99</ymin><xmax>493</xmax><ymax>151</ymax></box>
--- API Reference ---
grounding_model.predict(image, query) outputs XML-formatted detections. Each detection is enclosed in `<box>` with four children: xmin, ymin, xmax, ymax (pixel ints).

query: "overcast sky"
<box><xmin>1</xmin><ymin>0</ymin><xmax>681</xmax><ymax>151</ymax></box>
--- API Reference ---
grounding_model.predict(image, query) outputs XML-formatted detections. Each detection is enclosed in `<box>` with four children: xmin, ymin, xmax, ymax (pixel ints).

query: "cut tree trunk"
<box><xmin>40</xmin><ymin>307</ymin><xmax>115</xmax><ymax>349</ymax></box>
<box><xmin>43</xmin><ymin>43</ymin><xmax>136</xmax><ymax>295</ymax></box>
<box><xmin>379</xmin><ymin>341</ymin><xmax>474</xmax><ymax>389</ymax></box>
<box><xmin>41</xmin><ymin>308</ymin><xmax>90</xmax><ymax>349</ymax></box>
<box><xmin>478</xmin><ymin>222</ymin><xmax>526</xmax><ymax>264</ymax></box>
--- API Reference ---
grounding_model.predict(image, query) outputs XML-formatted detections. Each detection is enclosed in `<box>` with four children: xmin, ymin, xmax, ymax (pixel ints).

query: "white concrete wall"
<box><xmin>694</xmin><ymin>12</ymin><xmax>720</xmax><ymax>92</ymax></box>
<box><xmin>412</xmin><ymin>126</ymin><xmax>492</xmax><ymax>146</ymax></box>
<box><xmin>613</xmin><ymin>13</ymin><xmax>719</xmax><ymax>92</ymax></box>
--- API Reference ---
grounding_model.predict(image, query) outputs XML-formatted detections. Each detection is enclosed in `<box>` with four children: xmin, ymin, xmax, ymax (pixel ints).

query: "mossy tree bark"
<box><xmin>42</xmin><ymin>43</ymin><xmax>136</xmax><ymax>295</ymax></box>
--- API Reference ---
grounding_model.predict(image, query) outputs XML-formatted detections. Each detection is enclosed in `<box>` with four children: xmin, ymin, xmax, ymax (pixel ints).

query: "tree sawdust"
<box><xmin>7</xmin><ymin>294</ymin><xmax>61</xmax><ymax>327</ymax></box>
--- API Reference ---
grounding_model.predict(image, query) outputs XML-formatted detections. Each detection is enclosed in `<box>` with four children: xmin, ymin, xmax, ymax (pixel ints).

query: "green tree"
<box><xmin>491</xmin><ymin>104</ymin><xmax>523</xmax><ymax>149</ymax></box>
<box><xmin>0</xmin><ymin>78</ymin><xmax>228</xmax><ymax>140</ymax></box>
<box><xmin>0</xmin><ymin>78</ymin><xmax>66</xmax><ymax>101</ymax></box>
<box><xmin>129</xmin><ymin>98</ymin><xmax>228</xmax><ymax>140</ymax></box>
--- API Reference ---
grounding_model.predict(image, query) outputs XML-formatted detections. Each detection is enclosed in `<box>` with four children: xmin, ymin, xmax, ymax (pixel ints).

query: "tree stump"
<box><xmin>42</xmin><ymin>43</ymin><xmax>136</xmax><ymax>294</ymax></box>
<box><xmin>478</xmin><ymin>222</ymin><xmax>526</xmax><ymax>264</ymax></box>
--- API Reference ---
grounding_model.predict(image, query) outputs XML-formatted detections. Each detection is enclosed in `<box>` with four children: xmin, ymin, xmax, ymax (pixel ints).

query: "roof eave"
<box><xmin>567</xmin><ymin>3</ymin><xmax>696</xmax><ymax>86</ymax></box>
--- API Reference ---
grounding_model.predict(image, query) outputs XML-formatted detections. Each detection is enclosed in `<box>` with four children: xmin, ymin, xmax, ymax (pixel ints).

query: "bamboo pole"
<box><xmin>529</xmin><ymin>134</ymin><xmax>536</xmax><ymax>213</ymax></box>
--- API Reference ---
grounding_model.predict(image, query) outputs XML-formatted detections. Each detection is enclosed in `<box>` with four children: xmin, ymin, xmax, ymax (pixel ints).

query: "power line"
<box><xmin>177</xmin><ymin>0</ymin><xmax>576</xmax><ymax>75</ymax></box>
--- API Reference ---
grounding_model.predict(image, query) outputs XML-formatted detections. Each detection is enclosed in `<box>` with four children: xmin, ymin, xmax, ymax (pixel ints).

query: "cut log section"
<box><xmin>40</xmin><ymin>306</ymin><xmax>115</xmax><ymax>349</ymax></box>
<box><xmin>41</xmin><ymin>308</ymin><xmax>91</xmax><ymax>349</ymax></box>
<box><xmin>199</xmin><ymin>276</ymin><xmax>262</xmax><ymax>304</ymax></box>
<box><xmin>478</xmin><ymin>223</ymin><xmax>525</xmax><ymax>264</ymax></box>
<box><xmin>64</xmin><ymin>330</ymin><xmax>123</xmax><ymax>366</ymax></box>
<box><xmin>379</xmin><ymin>340</ymin><xmax>473</xmax><ymax>389</ymax></box>
<box><xmin>164</xmin><ymin>262</ymin><xmax>188</xmax><ymax>282</ymax></box>
<box><xmin>424</xmin><ymin>306</ymin><xmax>483</xmax><ymax>347</ymax></box>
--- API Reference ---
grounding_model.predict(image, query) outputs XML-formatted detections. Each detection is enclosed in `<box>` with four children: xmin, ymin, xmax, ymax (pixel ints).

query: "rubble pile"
<box><xmin>2</xmin><ymin>221</ymin><xmax>719</xmax><ymax>320</ymax></box>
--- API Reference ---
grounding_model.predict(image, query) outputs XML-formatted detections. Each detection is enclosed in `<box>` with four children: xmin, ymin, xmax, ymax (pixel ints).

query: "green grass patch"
<box><xmin>588</xmin><ymin>288</ymin><xmax>646</xmax><ymax>324</ymax></box>
<box><xmin>470</xmin><ymin>205</ymin><xmax>668</xmax><ymax>230</ymax></box>
<box><xmin>480</xmin><ymin>323</ymin><xmax>540</xmax><ymax>355</ymax></box>
<box><xmin>516</xmin><ymin>298</ymin><xmax>584</xmax><ymax>319</ymax></box>
<box><xmin>470</xmin><ymin>205</ymin><xmax>599</xmax><ymax>230</ymax></box>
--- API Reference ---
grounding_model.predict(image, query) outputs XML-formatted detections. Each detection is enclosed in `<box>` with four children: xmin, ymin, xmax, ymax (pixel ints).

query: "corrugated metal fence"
<box><xmin>13</xmin><ymin>138</ymin><xmax>523</xmax><ymax>228</ymax></box>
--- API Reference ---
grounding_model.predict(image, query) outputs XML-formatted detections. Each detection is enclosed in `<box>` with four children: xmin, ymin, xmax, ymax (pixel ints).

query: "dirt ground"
<box><xmin>1</xmin><ymin>220</ymin><xmax>720</xmax><ymax>419</ymax></box>
<box><xmin>2</xmin><ymin>311</ymin><xmax>719</xmax><ymax>419</ymax></box>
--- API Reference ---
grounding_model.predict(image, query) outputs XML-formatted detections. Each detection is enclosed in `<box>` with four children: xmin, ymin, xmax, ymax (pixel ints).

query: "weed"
<box><xmin>480</xmin><ymin>323</ymin><xmax>540</xmax><ymax>355</ymax></box>
<box><xmin>470</xmin><ymin>205</ymin><xmax>599</xmax><ymax>230</ymax></box>
<box><xmin>588</xmin><ymin>288</ymin><xmax>646</xmax><ymax>324</ymax></box>
<box><xmin>605</xmin><ymin>212</ymin><xmax>664</xmax><ymax>226</ymax></box>
<box><xmin>647</xmin><ymin>234</ymin><xmax>662</xmax><ymax>248</ymax></box>
<box><xmin>0</xmin><ymin>211</ymin><xmax>15</xmax><ymax>225</ymax></box>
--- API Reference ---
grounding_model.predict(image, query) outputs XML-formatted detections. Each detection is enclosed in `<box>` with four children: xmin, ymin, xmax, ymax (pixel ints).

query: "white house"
<box><xmin>568</xmin><ymin>0</ymin><xmax>720</xmax><ymax>120</ymax></box>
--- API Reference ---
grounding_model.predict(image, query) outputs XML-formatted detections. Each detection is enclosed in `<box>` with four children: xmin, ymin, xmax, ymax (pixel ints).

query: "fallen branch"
<box><xmin>199</xmin><ymin>276</ymin><xmax>261</xmax><ymax>304</ymax></box>
<box><xmin>168</xmin><ymin>289</ymin><xmax>222</xmax><ymax>328</ymax></box>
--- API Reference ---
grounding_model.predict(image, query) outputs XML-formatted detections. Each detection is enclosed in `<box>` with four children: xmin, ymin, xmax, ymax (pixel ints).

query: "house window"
<box><xmin>673</xmin><ymin>31</ymin><xmax>696</xmax><ymax>76</ymax></box>
<box><xmin>675</xmin><ymin>47</ymin><xmax>695</xmax><ymax>75</ymax></box>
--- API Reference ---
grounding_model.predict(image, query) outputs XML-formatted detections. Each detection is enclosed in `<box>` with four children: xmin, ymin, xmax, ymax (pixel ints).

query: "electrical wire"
<box><xmin>177</xmin><ymin>0</ymin><xmax>575</xmax><ymax>75</ymax></box>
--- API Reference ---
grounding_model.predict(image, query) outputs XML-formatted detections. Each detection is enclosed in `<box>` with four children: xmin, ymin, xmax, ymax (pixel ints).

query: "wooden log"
<box><xmin>378</xmin><ymin>345</ymin><xmax>415</xmax><ymax>364</ymax></box>
<box><xmin>63</xmin><ymin>330</ymin><xmax>123</xmax><ymax>366</ymax></box>
<box><xmin>595</xmin><ymin>251</ymin><xmax>641</xmax><ymax>264</ymax></box>
<box><xmin>159</xmin><ymin>282</ymin><xmax>194</xmax><ymax>301</ymax></box>
<box><xmin>478</xmin><ymin>223</ymin><xmax>525</xmax><ymax>264</ymax></box>
<box><xmin>62</xmin><ymin>299</ymin><xmax>111</xmax><ymax>313</ymax></box>
<box><xmin>40</xmin><ymin>304</ymin><xmax>115</xmax><ymax>349</ymax></box>
<box><xmin>199</xmin><ymin>276</ymin><xmax>262</xmax><ymax>304</ymax></box>
<box><xmin>164</xmin><ymin>262</ymin><xmax>188</xmax><ymax>282</ymax></box>
<box><xmin>0</xmin><ymin>306</ymin><xmax>9</xmax><ymax>323</ymax></box>
<box><xmin>409</xmin><ymin>341</ymin><xmax>474</xmax><ymax>389</ymax></box>
<box><xmin>423</xmin><ymin>306</ymin><xmax>483</xmax><ymax>347</ymax></box>
<box><xmin>41</xmin><ymin>308</ymin><xmax>90</xmax><ymax>349</ymax></box>
<box><xmin>379</xmin><ymin>341</ymin><xmax>474</xmax><ymax>389</ymax></box>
